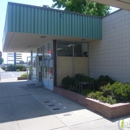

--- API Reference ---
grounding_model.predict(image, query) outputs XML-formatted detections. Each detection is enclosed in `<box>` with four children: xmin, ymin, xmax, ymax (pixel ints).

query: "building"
<box><xmin>7</xmin><ymin>52</ymin><xmax>14</xmax><ymax>65</ymax></box>
<box><xmin>7</xmin><ymin>52</ymin><xmax>22</xmax><ymax>65</ymax></box>
<box><xmin>2</xmin><ymin>2</ymin><xmax>130</xmax><ymax>90</ymax></box>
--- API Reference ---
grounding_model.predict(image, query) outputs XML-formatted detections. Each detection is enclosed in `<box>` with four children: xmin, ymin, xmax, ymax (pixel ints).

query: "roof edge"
<box><xmin>102</xmin><ymin>9</ymin><xmax>122</xmax><ymax>18</ymax></box>
<box><xmin>8</xmin><ymin>2</ymin><xmax>102</xmax><ymax>19</ymax></box>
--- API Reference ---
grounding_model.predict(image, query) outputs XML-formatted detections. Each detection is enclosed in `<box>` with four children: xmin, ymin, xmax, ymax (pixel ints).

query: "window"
<box><xmin>57</xmin><ymin>41</ymin><xmax>88</xmax><ymax>57</ymax></box>
<box><xmin>57</xmin><ymin>41</ymin><xmax>73</xmax><ymax>56</ymax></box>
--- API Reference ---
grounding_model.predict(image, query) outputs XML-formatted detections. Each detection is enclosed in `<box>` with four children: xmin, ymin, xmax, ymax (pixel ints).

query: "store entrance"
<box><xmin>36</xmin><ymin>55</ymin><xmax>43</xmax><ymax>86</ymax></box>
<box><xmin>42</xmin><ymin>42</ymin><xmax>54</xmax><ymax>90</ymax></box>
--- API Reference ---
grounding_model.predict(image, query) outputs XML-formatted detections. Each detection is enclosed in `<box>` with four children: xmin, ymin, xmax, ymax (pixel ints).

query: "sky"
<box><xmin>0</xmin><ymin>0</ymin><xmax>119</xmax><ymax>63</ymax></box>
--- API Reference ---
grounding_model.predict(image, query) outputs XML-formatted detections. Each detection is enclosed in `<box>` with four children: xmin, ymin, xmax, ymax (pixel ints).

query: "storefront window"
<box><xmin>37</xmin><ymin>47</ymin><xmax>42</xmax><ymax>56</ymax></box>
<box><xmin>43</xmin><ymin>67</ymin><xmax>48</xmax><ymax>79</ymax></box>
<box><xmin>57</xmin><ymin>41</ymin><xmax>73</xmax><ymax>56</ymax></box>
<box><xmin>48</xmin><ymin>67</ymin><xmax>53</xmax><ymax>80</ymax></box>
<box><xmin>31</xmin><ymin>49</ymin><xmax>37</xmax><ymax>80</ymax></box>
<box><xmin>43</xmin><ymin>42</ymin><xmax>53</xmax><ymax>80</ymax></box>
<box><xmin>74</xmin><ymin>43</ymin><xmax>88</xmax><ymax>57</ymax></box>
<box><xmin>57</xmin><ymin>41</ymin><xmax>88</xmax><ymax>57</ymax></box>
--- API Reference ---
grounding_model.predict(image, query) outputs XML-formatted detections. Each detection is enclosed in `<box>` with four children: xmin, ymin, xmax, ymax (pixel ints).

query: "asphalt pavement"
<box><xmin>0</xmin><ymin>69</ymin><xmax>26</xmax><ymax>79</ymax></box>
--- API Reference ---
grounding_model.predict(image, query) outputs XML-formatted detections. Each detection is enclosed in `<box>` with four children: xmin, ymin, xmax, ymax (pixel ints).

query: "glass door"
<box><xmin>42</xmin><ymin>41</ymin><xmax>54</xmax><ymax>90</ymax></box>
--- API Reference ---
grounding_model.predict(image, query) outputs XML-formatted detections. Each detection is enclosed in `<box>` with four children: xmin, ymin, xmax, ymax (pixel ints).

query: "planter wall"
<box><xmin>54</xmin><ymin>87</ymin><xmax>130</xmax><ymax>119</ymax></box>
<box><xmin>17</xmin><ymin>77</ymin><xmax>27</xmax><ymax>80</ymax></box>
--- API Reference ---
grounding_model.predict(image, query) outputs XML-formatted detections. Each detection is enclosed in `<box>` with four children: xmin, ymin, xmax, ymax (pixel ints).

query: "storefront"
<box><xmin>3</xmin><ymin>2</ymin><xmax>102</xmax><ymax>89</ymax></box>
<box><xmin>31</xmin><ymin>40</ymin><xmax>88</xmax><ymax>90</ymax></box>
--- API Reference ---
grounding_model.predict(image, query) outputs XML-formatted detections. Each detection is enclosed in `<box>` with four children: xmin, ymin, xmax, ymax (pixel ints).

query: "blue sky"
<box><xmin>0</xmin><ymin>0</ymin><xmax>119</xmax><ymax>63</ymax></box>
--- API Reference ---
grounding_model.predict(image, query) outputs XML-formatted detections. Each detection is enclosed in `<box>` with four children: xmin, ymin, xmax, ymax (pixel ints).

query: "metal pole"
<box><xmin>27</xmin><ymin>57</ymin><xmax>29</xmax><ymax>81</ymax></box>
<box><xmin>72</xmin><ymin>43</ymin><xmax>75</xmax><ymax>76</ymax></box>
<box><xmin>0</xmin><ymin>65</ymin><xmax>1</xmax><ymax>81</ymax></box>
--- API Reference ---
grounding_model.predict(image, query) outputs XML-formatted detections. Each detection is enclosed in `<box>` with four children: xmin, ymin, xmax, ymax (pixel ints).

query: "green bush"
<box><xmin>7</xmin><ymin>65</ymin><xmax>16</xmax><ymax>71</ymax></box>
<box><xmin>16</xmin><ymin>65</ymin><xmax>26</xmax><ymax>71</ymax></box>
<box><xmin>22</xmin><ymin>66</ymin><xmax>26</xmax><ymax>71</ymax></box>
<box><xmin>61</xmin><ymin>76</ymin><xmax>76</xmax><ymax>91</ymax></box>
<box><xmin>1</xmin><ymin>66</ymin><xmax>6</xmax><ymax>70</ymax></box>
<box><xmin>87</xmin><ymin>82</ymin><xmax>130</xmax><ymax>104</ymax></box>
<box><xmin>61</xmin><ymin>74</ymin><xmax>95</xmax><ymax>92</ymax></box>
<box><xmin>81</xmin><ymin>88</ymin><xmax>95</xmax><ymax>96</ymax></box>
<box><xmin>87</xmin><ymin>91</ymin><xmax>117</xmax><ymax>104</ymax></box>
<box><xmin>21</xmin><ymin>73</ymin><xmax>27</xmax><ymax>77</ymax></box>
<box><xmin>94</xmin><ymin>75</ymin><xmax>115</xmax><ymax>90</ymax></box>
<box><xmin>109</xmin><ymin>82</ymin><xmax>130</xmax><ymax>102</ymax></box>
<box><xmin>61</xmin><ymin>74</ymin><xmax>130</xmax><ymax>104</ymax></box>
<box><xmin>74</xmin><ymin>74</ymin><xmax>94</xmax><ymax>83</ymax></box>
<box><xmin>6</xmin><ymin>65</ymin><xmax>26</xmax><ymax>71</ymax></box>
<box><xmin>88</xmin><ymin>91</ymin><xmax>103</xmax><ymax>99</ymax></box>
<box><xmin>16</xmin><ymin>69</ymin><xmax>20</xmax><ymax>72</ymax></box>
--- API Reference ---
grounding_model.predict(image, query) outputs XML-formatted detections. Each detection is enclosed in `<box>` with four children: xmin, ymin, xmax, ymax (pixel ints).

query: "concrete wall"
<box><xmin>89</xmin><ymin>10</ymin><xmax>130</xmax><ymax>83</ymax></box>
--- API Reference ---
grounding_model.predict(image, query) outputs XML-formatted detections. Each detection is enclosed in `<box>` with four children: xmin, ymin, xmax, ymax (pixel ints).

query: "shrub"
<box><xmin>61</xmin><ymin>76</ymin><xmax>76</xmax><ymax>91</ymax></box>
<box><xmin>7</xmin><ymin>65</ymin><xmax>16</xmax><ymax>71</ymax></box>
<box><xmin>74</xmin><ymin>74</ymin><xmax>94</xmax><ymax>83</ymax></box>
<box><xmin>94</xmin><ymin>75</ymin><xmax>115</xmax><ymax>90</ymax></box>
<box><xmin>87</xmin><ymin>82</ymin><xmax>130</xmax><ymax>104</ymax></box>
<box><xmin>81</xmin><ymin>88</ymin><xmax>95</xmax><ymax>96</ymax></box>
<box><xmin>1</xmin><ymin>66</ymin><xmax>6</xmax><ymax>70</ymax></box>
<box><xmin>87</xmin><ymin>91</ymin><xmax>103</xmax><ymax>99</ymax></box>
<box><xmin>61</xmin><ymin>74</ymin><xmax>95</xmax><ymax>92</ymax></box>
<box><xmin>16</xmin><ymin>65</ymin><xmax>26</xmax><ymax>71</ymax></box>
<box><xmin>109</xmin><ymin>82</ymin><xmax>130</xmax><ymax>103</ymax></box>
<box><xmin>6</xmin><ymin>65</ymin><xmax>26</xmax><ymax>71</ymax></box>
<box><xmin>98</xmin><ymin>96</ymin><xmax>117</xmax><ymax>104</ymax></box>
<box><xmin>87</xmin><ymin>91</ymin><xmax>117</xmax><ymax>104</ymax></box>
<box><xmin>21</xmin><ymin>73</ymin><xmax>27</xmax><ymax>77</ymax></box>
<box><xmin>22</xmin><ymin>66</ymin><xmax>26</xmax><ymax>71</ymax></box>
<box><xmin>61</xmin><ymin>74</ymin><xmax>130</xmax><ymax>104</ymax></box>
<box><xmin>16</xmin><ymin>69</ymin><xmax>20</xmax><ymax>72</ymax></box>
<box><xmin>99</xmin><ymin>84</ymin><xmax>114</xmax><ymax>97</ymax></box>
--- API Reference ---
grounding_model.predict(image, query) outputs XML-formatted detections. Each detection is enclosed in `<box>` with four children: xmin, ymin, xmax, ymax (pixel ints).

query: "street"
<box><xmin>0</xmin><ymin>71</ymin><xmax>26</xmax><ymax>79</ymax></box>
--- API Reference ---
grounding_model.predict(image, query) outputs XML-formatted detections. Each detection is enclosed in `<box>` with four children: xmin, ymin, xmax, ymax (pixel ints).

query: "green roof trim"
<box><xmin>4</xmin><ymin>2</ymin><xmax>102</xmax><ymax>40</ymax></box>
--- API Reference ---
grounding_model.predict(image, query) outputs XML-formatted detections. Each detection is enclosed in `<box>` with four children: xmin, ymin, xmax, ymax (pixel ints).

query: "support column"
<box><xmin>53</xmin><ymin>40</ymin><xmax>57</xmax><ymax>87</ymax></box>
<box><xmin>14</xmin><ymin>52</ymin><xmax>16</xmax><ymax>65</ymax></box>
<box><xmin>30</xmin><ymin>50</ymin><xmax>33</xmax><ymax>80</ymax></box>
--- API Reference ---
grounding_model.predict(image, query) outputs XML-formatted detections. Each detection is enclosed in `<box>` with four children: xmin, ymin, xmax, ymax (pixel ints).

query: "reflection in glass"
<box><xmin>43</xmin><ymin>42</ymin><xmax>53</xmax><ymax>80</ymax></box>
<box><xmin>57</xmin><ymin>42</ymin><xmax>73</xmax><ymax>56</ymax></box>
<box><xmin>57</xmin><ymin>41</ymin><xmax>88</xmax><ymax>57</ymax></box>
<box><xmin>43</xmin><ymin>67</ymin><xmax>47</xmax><ymax>79</ymax></box>
<box><xmin>48</xmin><ymin>67</ymin><xmax>53</xmax><ymax>80</ymax></box>
<box><xmin>74</xmin><ymin>43</ymin><xmax>88</xmax><ymax>57</ymax></box>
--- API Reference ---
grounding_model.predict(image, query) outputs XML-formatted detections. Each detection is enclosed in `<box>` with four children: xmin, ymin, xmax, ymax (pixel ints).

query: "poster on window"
<box><xmin>48</xmin><ymin>50</ymin><xmax>53</xmax><ymax>59</ymax></box>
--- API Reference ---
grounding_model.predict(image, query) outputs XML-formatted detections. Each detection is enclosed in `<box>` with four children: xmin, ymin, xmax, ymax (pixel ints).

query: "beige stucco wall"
<box><xmin>74</xmin><ymin>57</ymin><xmax>88</xmax><ymax>75</ymax></box>
<box><xmin>57</xmin><ymin>57</ymin><xmax>88</xmax><ymax>86</ymax></box>
<box><xmin>89</xmin><ymin>10</ymin><xmax>130</xmax><ymax>83</ymax></box>
<box><xmin>57</xmin><ymin>57</ymin><xmax>73</xmax><ymax>86</ymax></box>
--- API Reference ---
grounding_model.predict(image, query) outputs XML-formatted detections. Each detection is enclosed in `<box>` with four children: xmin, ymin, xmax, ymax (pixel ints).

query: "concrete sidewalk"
<box><xmin>0</xmin><ymin>80</ymin><xmax>129</xmax><ymax>130</ymax></box>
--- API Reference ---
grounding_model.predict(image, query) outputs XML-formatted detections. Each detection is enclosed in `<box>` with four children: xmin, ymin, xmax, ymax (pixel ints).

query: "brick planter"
<box><xmin>17</xmin><ymin>77</ymin><xmax>27</xmax><ymax>80</ymax></box>
<box><xmin>54</xmin><ymin>87</ymin><xmax>130</xmax><ymax>119</ymax></box>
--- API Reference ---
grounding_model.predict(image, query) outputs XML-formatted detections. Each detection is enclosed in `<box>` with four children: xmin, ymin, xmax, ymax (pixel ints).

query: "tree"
<box><xmin>0</xmin><ymin>57</ymin><xmax>4</xmax><ymax>65</ymax></box>
<box><xmin>52</xmin><ymin>0</ymin><xmax>110</xmax><ymax>16</ymax></box>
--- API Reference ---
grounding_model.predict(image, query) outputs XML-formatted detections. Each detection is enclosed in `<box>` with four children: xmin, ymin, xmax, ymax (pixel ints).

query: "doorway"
<box><xmin>42</xmin><ymin>42</ymin><xmax>54</xmax><ymax>90</ymax></box>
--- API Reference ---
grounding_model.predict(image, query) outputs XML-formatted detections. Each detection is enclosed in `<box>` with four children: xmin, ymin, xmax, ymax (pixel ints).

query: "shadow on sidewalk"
<box><xmin>0</xmin><ymin>80</ymin><xmax>128</xmax><ymax>125</ymax></box>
